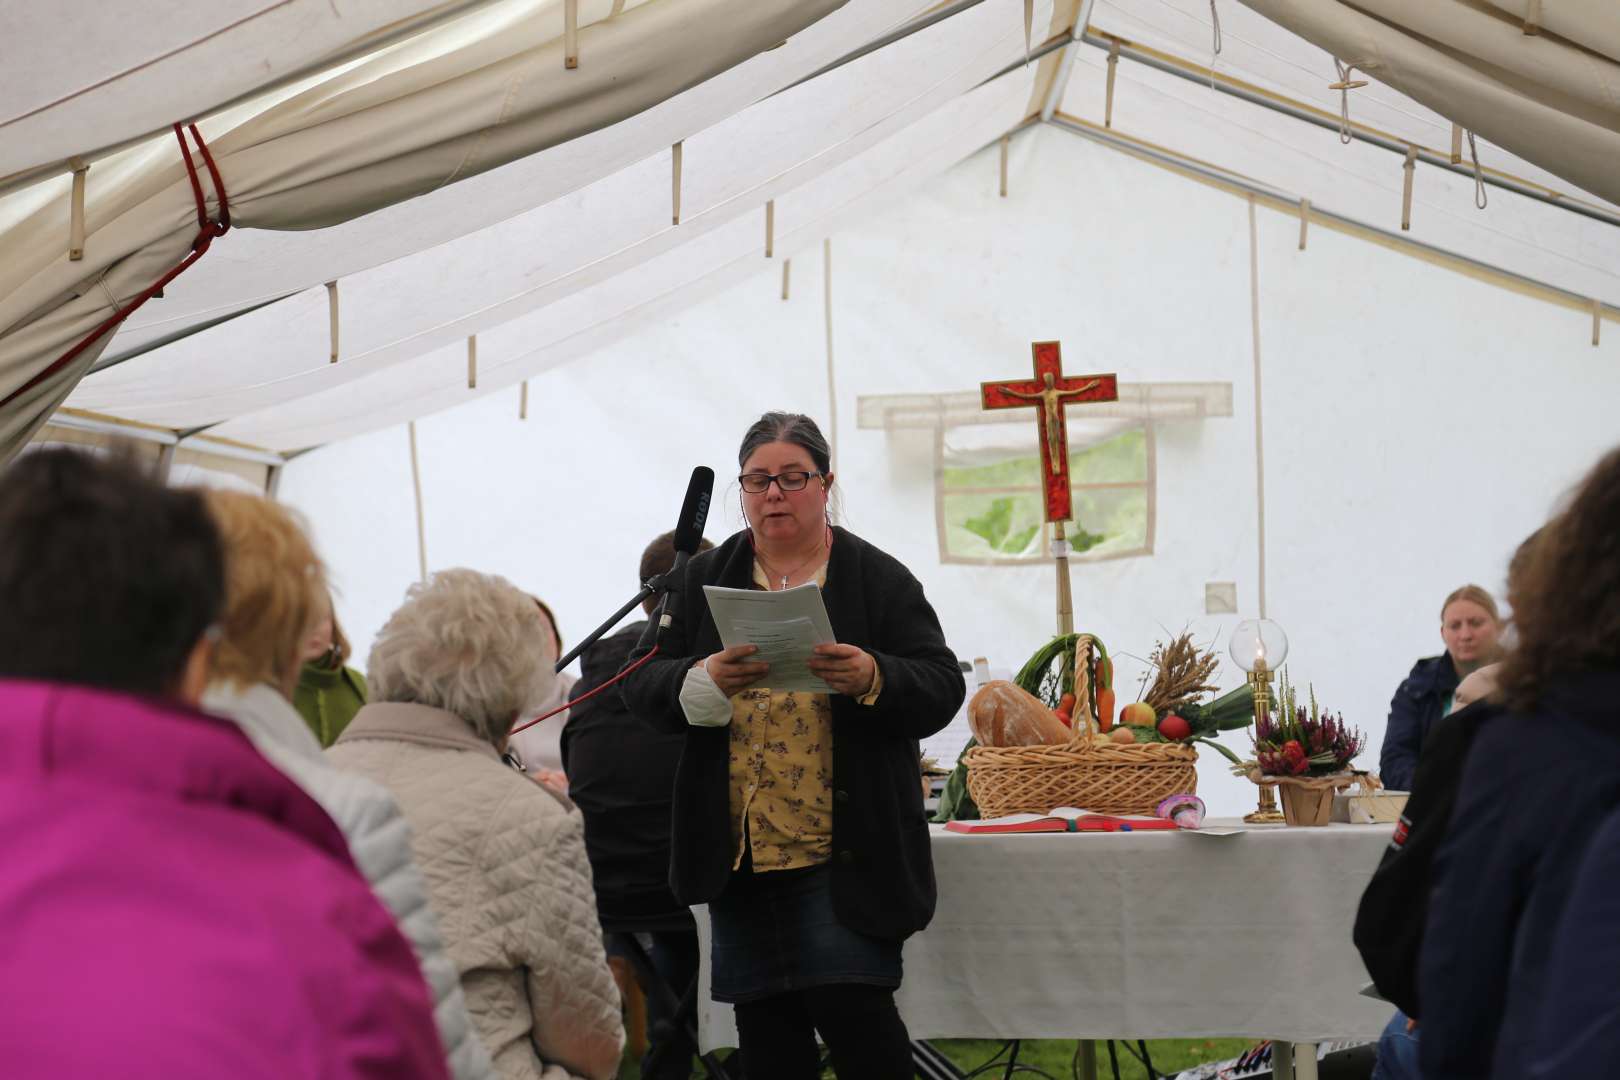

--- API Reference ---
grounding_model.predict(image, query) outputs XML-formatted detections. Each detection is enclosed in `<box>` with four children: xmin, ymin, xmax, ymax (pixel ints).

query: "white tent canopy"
<box><xmin>4</xmin><ymin>0</ymin><xmax>1620</xmax><ymax>812</ymax></box>
<box><xmin>3</xmin><ymin>0</ymin><xmax>1615</xmax><ymax>465</ymax></box>
<box><xmin>0</xmin><ymin>0</ymin><xmax>854</xmax><ymax>458</ymax></box>
<box><xmin>0</xmin><ymin>0</ymin><xmax>482</xmax><ymax>187</ymax></box>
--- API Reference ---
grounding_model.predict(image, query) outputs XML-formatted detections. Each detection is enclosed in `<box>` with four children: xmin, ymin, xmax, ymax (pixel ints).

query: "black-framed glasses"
<box><xmin>739</xmin><ymin>470</ymin><xmax>823</xmax><ymax>494</ymax></box>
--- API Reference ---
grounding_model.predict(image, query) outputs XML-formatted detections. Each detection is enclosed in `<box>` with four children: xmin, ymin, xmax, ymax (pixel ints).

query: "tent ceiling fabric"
<box><xmin>1481</xmin><ymin>0</ymin><xmax>1620</xmax><ymax>65</ymax></box>
<box><xmin>68</xmin><ymin>0</ymin><xmax>1050</xmax><ymax>438</ymax></box>
<box><xmin>1231</xmin><ymin>0</ymin><xmax>1620</xmax><ymax>206</ymax></box>
<box><xmin>0</xmin><ymin>0</ymin><xmax>853</xmax><ymax>462</ymax></box>
<box><xmin>90</xmin><ymin>0</ymin><xmax>930</xmax><ymax>360</ymax></box>
<box><xmin>207</xmin><ymin>74</ymin><xmax>1036</xmax><ymax>452</ymax></box>
<box><xmin>1085</xmin><ymin>0</ymin><xmax>1618</xmax><ymax>208</ymax></box>
<box><xmin>0</xmin><ymin>0</ymin><xmax>481</xmax><ymax>187</ymax></box>
<box><xmin>1058</xmin><ymin>6</ymin><xmax>1620</xmax><ymax>308</ymax></box>
<box><xmin>6</xmin><ymin>0</ymin><xmax>1620</xmax><ymax>462</ymax></box>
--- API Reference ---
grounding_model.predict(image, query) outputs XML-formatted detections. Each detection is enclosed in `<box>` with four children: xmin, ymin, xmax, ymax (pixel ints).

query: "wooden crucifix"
<box><xmin>982</xmin><ymin>341</ymin><xmax>1118</xmax><ymax>634</ymax></box>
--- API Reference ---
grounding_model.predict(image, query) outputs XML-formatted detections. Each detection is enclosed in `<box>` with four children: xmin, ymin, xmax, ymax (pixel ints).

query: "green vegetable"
<box><xmin>1178</xmin><ymin>684</ymin><xmax>1256</xmax><ymax>736</ymax></box>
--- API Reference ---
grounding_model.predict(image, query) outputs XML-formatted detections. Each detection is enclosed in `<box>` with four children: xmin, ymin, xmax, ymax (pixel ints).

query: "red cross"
<box><xmin>980</xmin><ymin>341</ymin><xmax>1118</xmax><ymax>523</ymax></box>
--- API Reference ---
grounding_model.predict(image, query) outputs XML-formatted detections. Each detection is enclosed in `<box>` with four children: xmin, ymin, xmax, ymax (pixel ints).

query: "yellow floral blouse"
<box><xmin>727</xmin><ymin>560</ymin><xmax>882</xmax><ymax>871</ymax></box>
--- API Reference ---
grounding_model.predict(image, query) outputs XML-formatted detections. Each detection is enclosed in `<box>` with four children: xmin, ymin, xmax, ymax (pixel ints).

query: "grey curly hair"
<box><xmin>366</xmin><ymin>568</ymin><xmax>555</xmax><ymax>745</ymax></box>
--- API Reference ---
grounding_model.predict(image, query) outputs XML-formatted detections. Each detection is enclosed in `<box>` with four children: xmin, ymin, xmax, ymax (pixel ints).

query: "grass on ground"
<box><xmin>617</xmin><ymin>1036</ymin><xmax>1256</xmax><ymax>1078</ymax></box>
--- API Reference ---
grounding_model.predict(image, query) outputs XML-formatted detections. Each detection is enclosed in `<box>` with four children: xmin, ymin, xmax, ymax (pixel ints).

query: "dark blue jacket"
<box><xmin>1380</xmin><ymin>654</ymin><xmax>1460</xmax><ymax>791</ymax></box>
<box><xmin>1527</xmin><ymin>803</ymin><xmax>1620</xmax><ymax>1078</ymax></box>
<box><xmin>1417</xmin><ymin>671</ymin><xmax>1620</xmax><ymax>1080</ymax></box>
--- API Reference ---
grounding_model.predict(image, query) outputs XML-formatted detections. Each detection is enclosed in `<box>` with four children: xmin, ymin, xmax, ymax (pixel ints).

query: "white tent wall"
<box><xmin>280</xmin><ymin>124</ymin><xmax>1620</xmax><ymax>818</ymax></box>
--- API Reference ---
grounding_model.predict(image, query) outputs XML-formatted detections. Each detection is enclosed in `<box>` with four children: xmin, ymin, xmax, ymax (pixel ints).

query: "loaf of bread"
<box><xmin>968</xmin><ymin>681</ymin><xmax>1072</xmax><ymax>747</ymax></box>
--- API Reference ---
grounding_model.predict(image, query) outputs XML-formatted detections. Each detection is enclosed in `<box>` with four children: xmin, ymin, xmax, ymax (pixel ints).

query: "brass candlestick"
<box><xmin>1230</xmin><ymin>618</ymin><xmax>1289</xmax><ymax>825</ymax></box>
<box><xmin>1243</xmin><ymin>659</ymin><xmax>1285</xmax><ymax>824</ymax></box>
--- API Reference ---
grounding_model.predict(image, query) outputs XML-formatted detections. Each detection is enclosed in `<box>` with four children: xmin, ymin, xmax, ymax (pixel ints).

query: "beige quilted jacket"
<box><xmin>328</xmin><ymin>703</ymin><xmax>623</xmax><ymax>1080</ymax></box>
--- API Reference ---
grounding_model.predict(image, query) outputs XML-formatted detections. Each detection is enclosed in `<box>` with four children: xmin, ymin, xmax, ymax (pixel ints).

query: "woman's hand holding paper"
<box><xmin>808</xmin><ymin>643</ymin><xmax>876</xmax><ymax>698</ymax></box>
<box><xmin>703</xmin><ymin>645</ymin><xmax>770</xmax><ymax>696</ymax></box>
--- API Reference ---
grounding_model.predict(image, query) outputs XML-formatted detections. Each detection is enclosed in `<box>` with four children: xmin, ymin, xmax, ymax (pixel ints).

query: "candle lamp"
<box><xmin>1231</xmin><ymin>618</ymin><xmax>1289</xmax><ymax>824</ymax></box>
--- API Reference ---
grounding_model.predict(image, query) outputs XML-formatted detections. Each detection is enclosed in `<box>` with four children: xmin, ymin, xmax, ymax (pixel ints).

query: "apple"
<box><xmin>1157</xmin><ymin>713</ymin><xmax>1192</xmax><ymax>741</ymax></box>
<box><xmin>1119</xmin><ymin>702</ymin><xmax>1157</xmax><ymax>727</ymax></box>
<box><xmin>1109</xmin><ymin>726</ymin><xmax>1136</xmax><ymax>745</ymax></box>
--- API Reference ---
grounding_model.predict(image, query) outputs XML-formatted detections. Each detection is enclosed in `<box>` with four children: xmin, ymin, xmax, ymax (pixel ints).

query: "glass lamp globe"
<box><xmin>1230</xmin><ymin>618</ymin><xmax>1289</xmax><ymax>673</ymax></box>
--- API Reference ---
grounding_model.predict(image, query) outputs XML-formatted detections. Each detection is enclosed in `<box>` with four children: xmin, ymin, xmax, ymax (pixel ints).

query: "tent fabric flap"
<box><xmin>1233</xmin><ymin>0</ymin><xmax>1620</xmax><ymax>207</ymax></box>
<box><xmin>0</xmin><ymin>0</ymin><xmax>848</xmax><ymax>464</ymax></box>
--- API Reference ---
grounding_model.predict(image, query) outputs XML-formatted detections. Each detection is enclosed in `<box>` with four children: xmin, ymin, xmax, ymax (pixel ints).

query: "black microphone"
<box><xmin>658</xmin><ymin>466</ymin><xmax>714</xmax><ymax>630</ymax></box>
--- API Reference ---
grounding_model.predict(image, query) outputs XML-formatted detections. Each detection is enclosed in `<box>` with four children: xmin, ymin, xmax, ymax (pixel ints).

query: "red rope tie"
<box><xmin>0</xmin><ymin>123</ymin><xmax>231</xmax><ymax>412</ymax></box>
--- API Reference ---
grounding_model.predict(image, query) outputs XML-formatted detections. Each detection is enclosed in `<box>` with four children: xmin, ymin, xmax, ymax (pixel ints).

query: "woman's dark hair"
<box><xmin>737</xmin><ymin>412</ymin><xmax>832</xmax><ymax>475</ymax></box>
<box><xmin>0</xmin><ymin>446</ymin><xmax>225</xmax><ymax>696</ymax></box>
<box><xmin>1497</xmin><ymin>446</ymin><xmax>1620</xmax><ymax>710</ymax></box>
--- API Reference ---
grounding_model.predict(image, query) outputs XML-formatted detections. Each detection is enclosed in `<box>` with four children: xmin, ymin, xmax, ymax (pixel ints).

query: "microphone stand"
<box><xmin>555</xmin><ymin>571</ymin><xmax>674</xmax><ymax>674</ymax></box>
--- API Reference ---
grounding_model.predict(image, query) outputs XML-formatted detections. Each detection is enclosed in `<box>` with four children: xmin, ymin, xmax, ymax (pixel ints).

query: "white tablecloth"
<box><xmin>696</xmin><ymin>820</ymin><xmax>1393</xmax><ymax>1050</ymax></box>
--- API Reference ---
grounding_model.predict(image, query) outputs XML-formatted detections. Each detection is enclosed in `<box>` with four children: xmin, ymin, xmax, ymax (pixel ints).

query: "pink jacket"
<box><xmin>0</xmin><ymin>679</ymin><xmax>450</xmax><ymax>1080</ymax></box>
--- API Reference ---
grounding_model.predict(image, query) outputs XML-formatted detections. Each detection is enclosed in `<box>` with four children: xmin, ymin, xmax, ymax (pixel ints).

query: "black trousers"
<box><xmin>734</xmin><ymin>982</ymin><xmax>912</xmax><ymax>1079</ymax></box>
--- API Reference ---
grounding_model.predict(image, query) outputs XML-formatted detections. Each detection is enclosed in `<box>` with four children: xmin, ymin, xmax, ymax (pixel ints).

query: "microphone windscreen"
<box><xmin>672</xmin><ymin>466</ymin><xmax>714</xmax><ymax>555</ymax></box>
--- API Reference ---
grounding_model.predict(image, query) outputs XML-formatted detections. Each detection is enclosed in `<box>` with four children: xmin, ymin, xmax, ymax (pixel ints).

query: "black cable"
<box><xmin>1137</xmin><ymin>1040</ymin><xmax>1159</xmax><ymax>1079</ymax></box>
<box><xmin>1107</xmin><ymin>1040</ymin><xmax>1122</xmax><ymax>1080</ymax></box>
<box><xmin>1120</xmin><ymin>1040</ymin><xmax>1158</xmax><ymax>1079</ymax></box>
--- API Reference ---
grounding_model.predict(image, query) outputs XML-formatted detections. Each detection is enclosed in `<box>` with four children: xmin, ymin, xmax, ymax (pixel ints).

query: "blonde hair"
<box><xmin>204</xmin><ymin>490</ymin><xmax>326</xmax><ymax>690</ymax></box>
<box><xmin>1440</xmin><ymin>584</ymin><xmax>1500</xmax><ymax>623</ymax></box>
<box><xmin>367</xmin><ymin>568</ymin><xmax>555</xmax><ymax>745</ymax></box>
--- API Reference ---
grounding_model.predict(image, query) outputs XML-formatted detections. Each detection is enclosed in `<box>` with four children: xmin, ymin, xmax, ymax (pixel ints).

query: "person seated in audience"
<box><xmin>508</xmin><ymin>594</ymin><xmax>576</xmax><ymax>792</ymax></box>
<box><xmin>1419</xmin><ymin>445</ymin><xmax>1620</xmax><ymax>1079</ymax></box>
<box><xmin>0</xmin><ymin>447</ymin><xmax>445</xmax><ymax>1078</ymax></box>
<box><xmin>327</xmin><ymin>569</ymin><xmax>624</xmax><ymax>1080</ymax></box>
<box><xmin>1380</xmin><ymin>584</ymin><xmax>1503</xmax><ymax>790</ymax></box>
<box><xmin>200</xmin><ymin>491</ymin><xmax>493</xmax><ymax>1080</ymax></box>
<box><xmin>294</xmin><ymin>586</ymin><xmax>369</xmax><ymax>747</ymax></box>
<box><xmin>561</xmin><ymin>530</ymin><xmax>713</xmax><ymax>1080</ymax></box>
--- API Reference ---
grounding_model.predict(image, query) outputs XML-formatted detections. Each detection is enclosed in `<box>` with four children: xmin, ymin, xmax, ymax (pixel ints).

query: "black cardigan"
<box><xmin>620</xmin><ymin>527</ymin><xmax>965</xmax><ymax>941</ymax></box>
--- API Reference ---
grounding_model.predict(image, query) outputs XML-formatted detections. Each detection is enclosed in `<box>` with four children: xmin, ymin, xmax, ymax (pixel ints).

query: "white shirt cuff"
<box><xmin>680</xmin><ymin>662</ymin><xmax>733</xmax><ymax>728</ymax></box>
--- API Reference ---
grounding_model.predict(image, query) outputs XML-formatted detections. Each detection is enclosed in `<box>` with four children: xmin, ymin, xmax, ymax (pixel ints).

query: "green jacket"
<box><xmin>293</xmin><ymin>662</ymin><xmax>368</xmax><ymax>748</ymax></box>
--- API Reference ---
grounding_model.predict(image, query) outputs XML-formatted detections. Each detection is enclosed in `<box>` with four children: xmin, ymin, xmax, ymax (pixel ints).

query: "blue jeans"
<box><xmin>1373</xmin><ymin>1009</ymin><xmax>1423</xmax><ymax>1080</ymax></box>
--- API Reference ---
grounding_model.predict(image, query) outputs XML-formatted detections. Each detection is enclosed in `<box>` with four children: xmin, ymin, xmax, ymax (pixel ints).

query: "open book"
<box><xmin>944</xmin><ymin>806</ymin><xmax>1181</xmax><ymax>834</ymax></box>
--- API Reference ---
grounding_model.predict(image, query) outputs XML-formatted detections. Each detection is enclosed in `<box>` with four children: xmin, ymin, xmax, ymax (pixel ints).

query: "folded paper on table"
<box><xmin>701</xmin><ymin>582</ymin><xmax>836</xmax><ymax>694</ymax></box>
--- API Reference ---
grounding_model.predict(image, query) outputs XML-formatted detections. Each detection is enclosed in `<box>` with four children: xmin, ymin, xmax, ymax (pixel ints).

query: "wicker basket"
<box><xmin>964</xmin><ymin>738</ymin><xmax>1199</xmax><ymax>817</ymax></box>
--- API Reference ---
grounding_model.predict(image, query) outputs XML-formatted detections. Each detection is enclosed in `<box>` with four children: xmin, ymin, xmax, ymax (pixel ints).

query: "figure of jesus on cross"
<box><xmin>982</xmin><ymin>341</ymin><xmax>1118</xmax><ymax>634</ymax></box>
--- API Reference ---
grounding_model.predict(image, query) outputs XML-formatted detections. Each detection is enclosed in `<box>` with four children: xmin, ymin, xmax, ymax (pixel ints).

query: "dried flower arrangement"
<box><xmin>1249</xmin><ymin>669</ymin><xmax>1365</xmax><ymax>777</ymax></box>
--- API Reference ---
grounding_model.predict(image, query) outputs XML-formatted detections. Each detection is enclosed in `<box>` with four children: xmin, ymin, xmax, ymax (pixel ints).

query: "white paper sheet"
<box><xmin>701</xmin><ymin>582</ymin><xmax>836</xmax><ymax>694</ymax></box>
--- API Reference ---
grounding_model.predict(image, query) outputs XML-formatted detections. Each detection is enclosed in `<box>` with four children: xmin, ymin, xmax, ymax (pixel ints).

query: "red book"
<box><xmin>944</xmin><ymin>809</ymin><xmax>1179</xmax><ymax>834</ymax></box>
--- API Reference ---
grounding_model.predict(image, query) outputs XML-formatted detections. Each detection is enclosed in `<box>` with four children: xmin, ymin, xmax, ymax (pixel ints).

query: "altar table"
<box><xmin>695</xmin><ymin>820</ymin><xmax>1393</xmax><ymax>1066</ymax></box>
